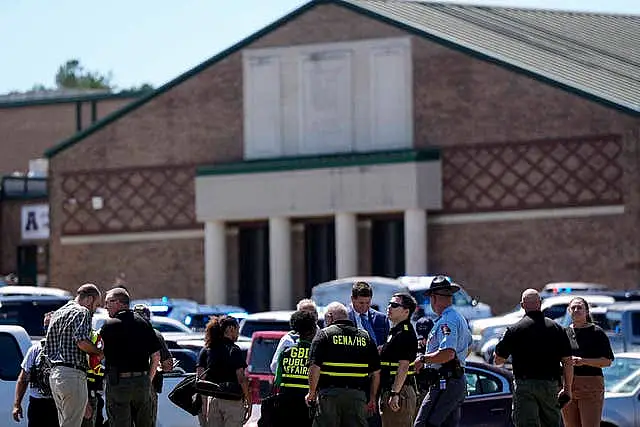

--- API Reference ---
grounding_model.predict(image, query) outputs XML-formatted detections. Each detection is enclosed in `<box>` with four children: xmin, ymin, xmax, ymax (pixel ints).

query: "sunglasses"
<box><xmin>388</xmin><ymin>302</ymin><xmax>403</xmax><ymax>309</ymax></box>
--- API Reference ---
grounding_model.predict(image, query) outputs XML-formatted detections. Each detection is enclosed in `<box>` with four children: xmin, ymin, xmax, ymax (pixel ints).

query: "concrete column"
<box><xmin>269</xmin><ymin>217</ymin><xmax>292</xmax><ymax>310</ymax></box>
<box><xmin>404</xmin><ymin>209</ymin><xmax>427</xmax><ymax>275</ymax></box>
<box><xmin>335</xmin><ymin>212</ymin><xmax>358</xmax><ymax>278</ymax></box>
<box><xmin>204</xmin><ymin>220</ymin><xmax>226</xmax><ymax>305</ymax></box>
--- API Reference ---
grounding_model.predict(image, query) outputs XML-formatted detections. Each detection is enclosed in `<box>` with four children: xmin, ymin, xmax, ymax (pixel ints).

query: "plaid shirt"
<box><xmin>43</xmin><ymin>300</ymin><xmax>92</xmax><ymax>369</ymax></box>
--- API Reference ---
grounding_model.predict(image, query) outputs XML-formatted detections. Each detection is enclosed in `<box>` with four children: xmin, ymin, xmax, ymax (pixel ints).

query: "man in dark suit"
<box><xmin>347</xmin><ymin>281</ymin><xmax>389</xmax><ymax>427</ymax></box>
<box><xmin>347</xmin><ymin>281</ymin><xmax>390</xmax><ymax>348</ymax></box>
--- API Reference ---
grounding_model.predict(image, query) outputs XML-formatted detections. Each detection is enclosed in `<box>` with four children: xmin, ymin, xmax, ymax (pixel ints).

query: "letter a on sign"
<box><xmin>21</xmin><ymin>204</ymin><xmax>49</xmax><ymax>240</ymax></box>
<box><xmin>26</xmin><ymin>212</ymin><xmax>38</xmax><ymax>231</ymax></box>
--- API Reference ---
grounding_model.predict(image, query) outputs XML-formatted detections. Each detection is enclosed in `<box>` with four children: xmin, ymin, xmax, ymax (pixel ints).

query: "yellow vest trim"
<box><xmin>281</xmin><ymin>383</ymin><xmax>309</xmax><ymax>389</ymax></box>
<box><xmin>320</xmin><ymin>371</ymin><xmax>369</xmax><ymax>377</ymax></box>
<box><xmin>282</xmin><ymin>374</ymin><xmax>308</xmax><ymax>379</ymax></box>
<box><xmin>323</xmin><ymin>362</ymin><xmax>369</xmax><ymax>368</ymax></box>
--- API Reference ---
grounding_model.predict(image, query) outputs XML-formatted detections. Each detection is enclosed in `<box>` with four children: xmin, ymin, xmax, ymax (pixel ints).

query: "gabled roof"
<box><xmin>342</xmin><ymin>0</ymin><xmax>640</xmax><ymax>114</ymax></box>
<box><xmin>44</xmin><ymin>0</ymin><xmax>640</xmax><ymax>159</ymax></box>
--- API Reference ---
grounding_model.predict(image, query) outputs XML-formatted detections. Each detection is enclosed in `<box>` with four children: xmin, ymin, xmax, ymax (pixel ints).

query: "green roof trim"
<box><xmin>0</xmin><ymin>91</ymin><xmax>147</xmax><ymax>109</ymax></box>
<box><xmin>44</xmin><ymin>0</ymin><xmax>638</xmax><ymax>160</ymax></box>
<box><xmin>196</xmin><ymin>148</ymin><xmax>440</xmax><ymax>176</ymax></box>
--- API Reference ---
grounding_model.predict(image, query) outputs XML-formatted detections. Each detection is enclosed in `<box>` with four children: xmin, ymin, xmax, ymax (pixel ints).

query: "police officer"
<box><xmin>100</xmin><ymin>288</ymin><xmax>161</xmax><ymax>427</ymax></box>
<box><xmin>414</xmin><ymin>276</ymin><xmax>471</xmax><ymax>427</ymax></box>
<box><xmin>306</xmin><ymin>302</ymin><xmax>381</xmax><ymax>427</ymax></box>
<box><xmin>271</xmin><ymin>310</ymin><xmax>317</xmax><ymax>427</ymax></box>
<box><xmin>379</xmin><ymin>293</ymin><xmax>419</xmax><ymax>427</ymax></box>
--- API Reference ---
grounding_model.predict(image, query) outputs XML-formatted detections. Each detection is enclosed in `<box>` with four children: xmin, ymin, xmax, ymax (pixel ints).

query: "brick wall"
<box><xmin>47</xmin><ymin>3</ymin><xmax>640</xmax><ymax>306</ymax></box>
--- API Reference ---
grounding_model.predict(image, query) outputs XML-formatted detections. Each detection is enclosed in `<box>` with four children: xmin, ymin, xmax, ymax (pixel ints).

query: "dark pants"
<box><xmin>267</xmin><ymin>392</ymin><xmax>312</xmax><ymax>427</ymax></box>
<box><xmin>414</xmin><ymin>376</ymin><xmax>466</xmax><ymax>427</ymax></box>
<box><xmin>314</xmin><ymin>388</ymin><xmax>367</xmax><ymax>427</ymax></box>
<box><xmin>513</xmin><ymin>379</ymin><xmax>560</xmax><ymax>427</ymax></box>
<box><xmin>106</xmin><ymin>376</ymin><xmax>153</xmax><ymax>427</ymax></box>
<box><xmin>28</xmin><ymin>396</ymin><xmax>59</xmax><ymax>427</ymax></box>
<box><xmin>81</xmin><ymin>393</ymin><xmax>98</xmax><ymax>427</ymax></box>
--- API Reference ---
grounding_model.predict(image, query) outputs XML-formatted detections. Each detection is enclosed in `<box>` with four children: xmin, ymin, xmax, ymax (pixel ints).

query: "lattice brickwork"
<box><xmin>61</xmin><ymin>165</ymin><xmax>197</xmax><ymax>235</ymax></box>
<box><xmin>441</xmin><ymin>135</ymin><xmax>623</xmax><ymax>213</ymax></box>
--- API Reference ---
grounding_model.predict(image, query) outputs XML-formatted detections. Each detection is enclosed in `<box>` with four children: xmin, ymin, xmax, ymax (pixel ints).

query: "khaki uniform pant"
<box><xmin>380</xmin><ymin>385</ymin><xmax>416</xmax><ymax>427</ymax></box>
<box><xmin>204</xmin><ymin>397</ymin><xmax>245</xmax><ymax>427</ymax></box>
<box><xmin>561</xmin><ymin>376</ymin><xmax>604</xmax><ymax>427</ymax></box>
<box><xmin>50</xmin><ymin>366</ymin><xmax>88</xmax><ymax>427</ymax></box>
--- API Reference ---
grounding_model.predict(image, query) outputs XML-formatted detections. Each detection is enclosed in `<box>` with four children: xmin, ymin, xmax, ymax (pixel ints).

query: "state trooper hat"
<box><xmin>425</xmin><ymin>275</ymin><xmax>461</xmax><ymax>296</ymax></box>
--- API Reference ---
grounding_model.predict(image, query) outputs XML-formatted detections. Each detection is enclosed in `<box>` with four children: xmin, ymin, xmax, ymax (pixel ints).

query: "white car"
<box><xmin>471</xmin><ymin>294</ymin><xmax>615</xmax><ymax>355</ymax></box>
<box><xmin>92</xmin><ymin>312</ymin><xmax>194</xmax><ymax>334</ymax></box>
<box><xmin>398</xmin><ymin>276</ymin><xmax>492</xmax><ymax>321</ymax></box>
<box><xmin>238</xmin><ymin>310</ymin><xmax>295</xmax><ymax>340</ymax></box>
<box><xmin>0</xmin><ymin>285</ymin><xmax>72</xmax><ymax>297</ymax></box>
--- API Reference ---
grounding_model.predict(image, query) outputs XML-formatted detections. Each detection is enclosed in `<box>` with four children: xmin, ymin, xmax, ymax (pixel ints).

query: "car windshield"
<box><xmin>248</xmin><ymin>337</ymin><xmax>280</xmax><ymax>374</ymax></box>
<box><xmin>0</xmin><ymin>298</ymin><xmax>70</xmax><ymax>336</ymax></box>
<box><xmin>604</xmin><ymin>356</ymin><xmax>640</xmax><ymax>391</ymax></box>
<box><xmin>239</xmin><ymin>320</ymin><xmax>290</xmax><ymax>339</ymax></box>
<box><xmin>608</xmin><ymin>368</ymin><xmax>640</xmax><ymax>393</ymax></box>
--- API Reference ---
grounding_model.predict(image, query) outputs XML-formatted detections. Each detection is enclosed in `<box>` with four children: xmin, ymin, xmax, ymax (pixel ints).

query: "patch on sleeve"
<box><xmin>441</xmin><ymin>324</ymin><xmax>451</xmax><ymax>335</ymax></box>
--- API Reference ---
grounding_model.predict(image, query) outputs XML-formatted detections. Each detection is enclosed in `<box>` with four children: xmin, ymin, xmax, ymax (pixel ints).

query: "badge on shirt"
<box><xmin>441</xmin><ymin>324</ymin><xmax>451</xmax><ymax>335</ymax></box>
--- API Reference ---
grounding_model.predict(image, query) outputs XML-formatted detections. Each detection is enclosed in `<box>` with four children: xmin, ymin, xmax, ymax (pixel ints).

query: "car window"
<box><xmin>240</xmin><ymin>320</ymin><xmax>290</xmax><ymax>338</ymax></box>
<box><xmin>0</xmin><ymin>299</ymin><xmax>70</xmax><ymax>336</ymax></box>
<box><xmin>465</xmin><ymin>370</ymin><xmax>503</xmax><ymax>396</ymax></box>
<box><xmin>0</xmin><ymin>332</ymin><xmax>23</xmax><ymax>381</ymax></box>
<box><xmin>604</xmin><ymin>357</ymin><xmax>640</xmax><ymax>390</ymax></box>
<box><xmin>631</xmin><ymin>312</ymin><xmax>640</xmax><ymax>336</ymax></box>
<box><xmin>170</xmin><ymin>349</ymin><xmax>197</xmax><ymax>374</ymax></box>
<box><xmin>543</xmin><ymin>304</ymin><xmax>568</xmax><ymax>320</ymax></box>
<box><xmin>248</xmin><ymin>337</ymin><xmax>281</xmax><ymax>374</ymax></box>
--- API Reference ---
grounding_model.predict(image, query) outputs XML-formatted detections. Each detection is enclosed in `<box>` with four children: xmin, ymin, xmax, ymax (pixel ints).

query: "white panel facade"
<box><xmin>243</xmin><ymin>56</ymin><xmax>282</xmax><ymax>158</ymax></box>
<box><xmin>300</xmin><ymin>50</ymin><xmax>353</xmax><ymax>154</ymax></box>
<box><xmin>369</xmin><ymin>45</ymin><xmax>412</xmax><ymax>151</ymax></box>
<box><xmin>242</xmin><ymin>37</ymin><xmax>412</xmax><ymax>160</ymax></box>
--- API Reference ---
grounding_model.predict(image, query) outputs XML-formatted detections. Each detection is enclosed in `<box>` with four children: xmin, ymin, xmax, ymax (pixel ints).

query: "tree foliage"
<box><xmin>55</xmin><ymin>59</ymin><xmax>113</xmax><ymax>90</ymax></box>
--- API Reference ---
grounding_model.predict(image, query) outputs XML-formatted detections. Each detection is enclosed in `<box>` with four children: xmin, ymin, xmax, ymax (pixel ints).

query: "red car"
<box><xmin>246</xmin><ymin>331</ymin><xmax>287</xmax><ymax>404</ymax></box>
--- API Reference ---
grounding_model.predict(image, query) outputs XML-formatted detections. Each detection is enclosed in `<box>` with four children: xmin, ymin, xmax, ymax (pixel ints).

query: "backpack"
<box><xmin>29</xmin><ymin>348</ymin><xmax>52</xmax><ymax>397</ymax></box>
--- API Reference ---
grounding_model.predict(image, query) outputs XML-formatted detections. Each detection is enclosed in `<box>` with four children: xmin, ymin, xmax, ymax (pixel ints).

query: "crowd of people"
<box><xmin>11</xmin><ymin>277</ymin><xmax>616</xmax><ymax>427</ymax></box>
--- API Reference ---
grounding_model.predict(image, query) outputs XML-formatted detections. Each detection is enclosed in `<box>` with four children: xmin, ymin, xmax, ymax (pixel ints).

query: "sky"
<box><xmin>1</xmin><ymin>0</ymin><xmax>638</xmax><ymax>95</ymax></box>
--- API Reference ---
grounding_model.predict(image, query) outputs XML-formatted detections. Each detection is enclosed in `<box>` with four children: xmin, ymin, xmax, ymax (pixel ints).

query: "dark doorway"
<box><xmin>17</xmin><ymin>245</ymin><xmax>38</xmax><ymax>285</ymax></box>
<box><xmin>304</xmin><ymin>220</ymin><xmax>336</xmax><ymax>296</ymax></box>
<box><xmin>238</xmin><ymin>224</ymin><xmax>270</xmax><ymax>313</ymax></box>
<box><xmin>371</xmin><ymin>217</ymin><xmax>405</xmax><ymax>278</ymax></box>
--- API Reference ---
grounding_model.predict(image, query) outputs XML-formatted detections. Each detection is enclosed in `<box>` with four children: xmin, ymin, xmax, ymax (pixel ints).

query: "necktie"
<box><xmin>360</xmin><ymin>313</ymin><xmax>378</xmax><ymax>346</ymax></box>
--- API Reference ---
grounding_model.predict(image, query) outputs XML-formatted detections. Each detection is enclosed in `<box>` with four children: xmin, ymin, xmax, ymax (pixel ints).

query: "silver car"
<box><xmin>602</xmin><ymin>352</ymin><xmax>640</xmax><ymax>427</ymax></box>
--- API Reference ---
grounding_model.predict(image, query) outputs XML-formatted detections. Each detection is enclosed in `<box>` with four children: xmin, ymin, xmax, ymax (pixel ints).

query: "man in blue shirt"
<box><xmin>414</xmin><ymin>276</ymin><xmax>471</xmax><ymax>427</ymax></box>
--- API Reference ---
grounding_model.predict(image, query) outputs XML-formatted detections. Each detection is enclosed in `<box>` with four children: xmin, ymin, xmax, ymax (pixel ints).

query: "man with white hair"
<box><xmin>270</xmin><ymin>299</ymin><xmax>319</xmax><ymax>373</ymax></box>
<box><xmin>306</xmin><ymin>302</ymin><xmax>380</xmax><ymax>427</ymax></box>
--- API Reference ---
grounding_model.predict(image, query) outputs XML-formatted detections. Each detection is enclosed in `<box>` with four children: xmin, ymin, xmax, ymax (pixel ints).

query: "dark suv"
<box><xmin>0</xmin><ymin>295</ymin><xmax>71</xmax><ymax>336</ymax></box>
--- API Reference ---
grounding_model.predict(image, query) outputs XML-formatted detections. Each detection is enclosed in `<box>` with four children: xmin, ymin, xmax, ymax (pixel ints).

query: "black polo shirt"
<box><xmin>379</xmin><ymin>319</ymin><xmax>418</xmax><ymax>389</ymax></box>
<box><xmin>495</xmin><ymin>311</ymin><xmax>571</xmax><ymax>381</ymax></box>
<box><xmin>101</xmin><ymin>310</ymin><xmax>161</xmax><ymax>373</ymax></box>
<box><xmin>197</xmin><ymin>338</ymin><xmax>247</xmax><ymax>384</ymax></box>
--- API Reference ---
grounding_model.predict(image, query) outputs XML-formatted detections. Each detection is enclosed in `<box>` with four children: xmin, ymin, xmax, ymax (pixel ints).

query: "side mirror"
<box><xmin>471</xmin><ymin>298</ymin><xmax>479</xmax><ymax>307</ymax></box>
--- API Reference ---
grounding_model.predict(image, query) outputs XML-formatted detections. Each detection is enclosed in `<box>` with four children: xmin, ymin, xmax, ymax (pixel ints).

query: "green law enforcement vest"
<box><xmin>279</xmin><ymin>340</ymin><xmax>311</xmax><ymax>391</ymax></box>
<box><xmin>319</xmin><ymin>323</ymin><xmax>373</xmax><ymax>391</ymax></box>
<box><xmin>87</xmin><ymin>330</ymin><xmax>105</xmax><ymax>391</ymax></box>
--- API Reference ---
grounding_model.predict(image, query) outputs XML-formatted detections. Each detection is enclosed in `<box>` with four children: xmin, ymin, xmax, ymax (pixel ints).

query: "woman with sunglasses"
<box><xmin>378</xmin><ymin>293</ymin><xmax>419</xmax><ymax>427</ymax></box>
<box><xmin>562</xmin><ymin>297</ymin><xmax>614</xmax><ymax>427</ymax></box>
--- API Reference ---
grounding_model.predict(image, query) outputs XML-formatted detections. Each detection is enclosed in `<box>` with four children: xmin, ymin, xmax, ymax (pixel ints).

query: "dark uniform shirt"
<box><xmin>101</xmin><ymin>310</ymin><xmax>161</xmax><ymax>373</ymax></box>
<box><xmin>197</xmin><ymin>338</ymin><xmax>247</xmax><ymax>384</ymax></box>
<box><xmin>309</xmin><ymin>319</ymin><xmax>380</xmax><ymax>392</ymax></box>
<box><xmin>379</xmin><ymin>319</ymin><xmax>418</xmax><ymax>390</ymax></box>
<box><xmin>567</xmin><ymin>324</ymin><xmax>614</xmax><ymax>377</ymax></box>
<box><xmin>495</xmin><ymin>311</ymin><xmax>571</xmax><ymax>380</ymax></box>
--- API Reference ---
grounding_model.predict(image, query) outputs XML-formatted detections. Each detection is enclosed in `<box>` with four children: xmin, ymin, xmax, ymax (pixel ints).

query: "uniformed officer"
<box><xmin>100</xmin><ymin>288</ymin><xmax>161</xmax><ymax>427</ymax></box>
<box><xmin>413</xmin><ymin>276</ymin><xmax>471</xmax><ymax>427</ymax></box>
<box><xmin>271</xmin><ymin>310</ymin><xmax>317</xmax><ymax>427</ymax></box>
<box><xmin>379</xmin><ymin>293</ymin><xmax>419</xmax><ymax>427</ymax></box>
<box><xmin>306</xmin><ymin>302</ymin><xmax>381</xmax><ymax>427</ymax></box>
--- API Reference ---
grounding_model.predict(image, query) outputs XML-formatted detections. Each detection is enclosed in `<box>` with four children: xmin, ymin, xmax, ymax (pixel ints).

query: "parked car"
<box><xmin>312</xmin><ymin>276</ymin><xmax>409</xmax><ymax>312</ymax></box>
<box><xmin>0</xmin><ymin>285</ymin><xmax>72</xmax><ymax>297</ymax></box>
<box><xmin>171</xmin><ymin>304</ymin><xmax>249</xmax><ymax>331</ymax></box>
<box><xmin>246</xmin><ymin>331</ymin><xmax>287</xmax><ymax>404</ymax></box>
<box><xmin>398</xmin><ymin>275</ymin><xmax>492</xmax><ymax>322</ymax></box>
<box><xmin>0</xmin><ymin>294</ymin><xmax>72</xmax><ymax>337</ymax></box>
<box><xmin>130</xmin><ymin>297</ymin><xmax>200</xmax><ymax>317</ymax></box>
<box><xmin>471</xmin><ymin>294</ymin><xmax>615</xmax><ymax>356</ymax></box>
<box><xmin>238</xmin><ymin>311</ymin><xmax>294</xmax><ymax>340</ymax></box>
<box><xmin>0</xmin><ymin>325</ymin><xmax>34</xmax><ymax>426</ymax></box>
<box><xmin>92</xmin><ymin>312</ymin><xmax>194</xmax><ymax>334</ymax></box>
<box><xmin>602</xmin><ymin>352</ymin><xmax>640</xmax><ymax>427</ymax></box>
<box><xmin>540</xmin><ymin>282</ymin><xmax>608</xmax><ymax>296</ymax></box>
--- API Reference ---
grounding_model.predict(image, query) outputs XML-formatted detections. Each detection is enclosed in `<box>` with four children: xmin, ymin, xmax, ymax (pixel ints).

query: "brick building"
<box><xmin>43</xmin><ymin>1</ymin><xmax>639</xmax><ymax>313</ymax></box>
<box><xmin>0</xmin><ymin>90</ymin><xmax>141</xmax><ymax>284</ymax></box>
